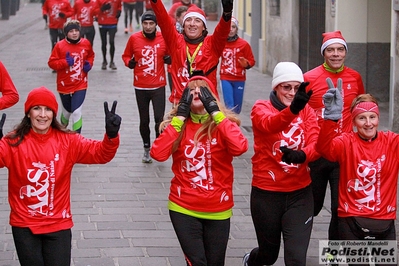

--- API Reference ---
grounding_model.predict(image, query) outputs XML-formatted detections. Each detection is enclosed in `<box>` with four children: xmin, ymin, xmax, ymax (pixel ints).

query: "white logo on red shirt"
<box><xmin>272</xmin><ymin>117</ymin><xmax>304</xmax><ymax>173</ymax></box>
<box><xmin>140</xmin><ymin>44</ymin><xmax>160</xmax><ymax>77</ymax></box>
<box><xmin>181</xmin><ymin>139</ymin><xmax>214</xmax><ymax>190</ymax></box>
<box><xmin>347</xmin><ymin>157</ymin><xmax>383</xmax><ymax>212</ymax></box>
<box><xmin>19</xmin><ymin>158</ymin><xmax>59</xmax><ymax>217</ymax></box>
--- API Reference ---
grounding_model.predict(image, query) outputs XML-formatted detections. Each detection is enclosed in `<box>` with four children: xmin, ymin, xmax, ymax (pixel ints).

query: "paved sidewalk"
<box><xmin>0</xmin><ymin>2</ymin><xmax>394</xmax><ymax>266</ymax></box>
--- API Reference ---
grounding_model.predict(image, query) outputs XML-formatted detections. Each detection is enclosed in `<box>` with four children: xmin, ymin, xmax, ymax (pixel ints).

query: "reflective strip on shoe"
<box><xmin>242</xmin><ymin>253</ymin><xmax>250</xmax><ymax>266</ymax></box>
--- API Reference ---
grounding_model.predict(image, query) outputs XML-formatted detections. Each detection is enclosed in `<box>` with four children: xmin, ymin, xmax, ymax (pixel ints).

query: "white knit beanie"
<box><xmin>271</xmin><ymin>62</ymin><xmax>304</xmax><ymax>90</ymax></box>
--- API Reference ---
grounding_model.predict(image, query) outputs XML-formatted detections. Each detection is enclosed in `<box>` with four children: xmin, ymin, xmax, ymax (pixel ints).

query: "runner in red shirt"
<box><xmin>0</xmin><ymin>87</ymin><xmax>120</xmax><ymax>266</ymax></box>
<box><xmin>150</xmin><ymin>0</ymin><xmax>234</xmax><ymax>104</ymax></box>
<box><xmin>73</xmin><ymin>0</ymin><xmax>99</xmax><ymax>46</ymax></box>
<box><xmin>122</xmin><ymin>11</ymin><xmax>169</xmax><ymax>163</ymax></box>
<box><xmin>304</xmin><ymin>31</ymin><xmax>365</xmax><ymax>242</ymax></box>
<box><xmin>48</xmin><ymin>20</ymin><xmax>95</xmax><ymax>134</ymax></box>
<box><xmin>42</xmin><ymin>0</ymin><xmax>74</xmax><ymax>51</ymax></box>
<box><xmin>243</xmin><ymin>62</ymin><xmax>318</xmax><ymax>266</ymax></box>
<box><xmin>151</xmin><ymin>75</ymin><xmax>247</xmax><ymax>265</ymax></box>
<box><xmin>317</xmin><ymin>84</ymin><xmax>398</xmax><ymax>248</ymax></box>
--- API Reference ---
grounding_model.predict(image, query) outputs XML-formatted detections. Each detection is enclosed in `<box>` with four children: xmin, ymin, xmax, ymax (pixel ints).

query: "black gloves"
<box><xmin>0</xmin><ymin>113</ymin><xmax>6</xmax><ymax>139</ymax></box>
<box><xmin>101</xmin><ymin>2</ymin><xmax>111</xmax><ymax>12</ymax></box>
<box><xmin>163</xmin><ymin>55</ymin><xmax>171</xmax><ymax>65</ymax></box>
<box><xmin>128</xmin><ymin>57</ymin><xmax>137</xmax><ymax>69</ymax></box>
<box><xmin>104</xmin><ymin>101</ymin><xmax>121</xmax><ymax>139</ymax></box>
<box><xmin>116</xmin><ymin>10</ymin><xmax>121</xmax><ymax>18</ymax></box>
<box><xmin>66</xmin><ymin>52</ymin><xmax>74</xmax><ymax>66</ymax></box>
<box><xmin>280</xmin><ymin>146</ymin><xmax>306</xmax><ymax>164</ymax></box>
<box><xmin>58</xmin><ymin>12</ymin><xmax>65</xmax><ymax>18</ymax></box>
<box><xmin>43</xmin><ymin>14</ymin><xmax>47</xmax><ymax>20</ymax></box>
<box><xmin>222</xmin><ymin>0</ymin><xmax>233</xmax><ymax>13</ymax></box>
<box><xmin>199</xmin><ymin>86</ymin><xmax>219</xmax><ymax>115</ymax></box>
<box><xmin>289</xmin><ymin>82</ymin><xmax>312</xmax><ymax>115</ymax></box>
<box><xmin>176</xmin><ymin>87</ymin><xmax>193</xmax><ymax>118</ymax></box>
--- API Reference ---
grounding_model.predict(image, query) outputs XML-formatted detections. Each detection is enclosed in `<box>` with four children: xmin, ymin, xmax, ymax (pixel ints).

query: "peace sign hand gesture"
<box><xmin>322</xmin><ymin>78</ymin><xmax>343</xmax><ymax>120</ymax></box>
<box><xmin>104</xmin><ymin>101</ymin><xmax>121</xmax><ymax>139</ymax></box>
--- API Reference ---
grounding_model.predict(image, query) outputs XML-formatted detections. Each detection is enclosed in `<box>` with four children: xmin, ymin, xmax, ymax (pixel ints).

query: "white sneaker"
<box><xmin>242</xmin><ymin>253</ymin><xmax>250</xmax><ymax>266</ymax></box>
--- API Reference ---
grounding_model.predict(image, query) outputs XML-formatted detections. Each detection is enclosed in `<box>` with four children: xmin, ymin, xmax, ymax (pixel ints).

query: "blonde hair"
<box><xmin>160</xmin><ymin>79</ymin><xmax>241</xmax><ymax>152</ymax></box>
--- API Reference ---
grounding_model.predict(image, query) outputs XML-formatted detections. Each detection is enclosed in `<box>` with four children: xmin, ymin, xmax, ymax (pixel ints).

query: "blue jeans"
<box><xmin>220</xmin><ymin>80</ymin><xmax>245</xmax><ymax>114</ymax></box>
<box><xmin>12</xmin><ymin>227</ymin><xmax>71</xmax><ymax>266</ymax></box>
<box><xmin>248</xmin><ymin>185</ymin><xmax>313</xmax><ymax>266</ymax></box>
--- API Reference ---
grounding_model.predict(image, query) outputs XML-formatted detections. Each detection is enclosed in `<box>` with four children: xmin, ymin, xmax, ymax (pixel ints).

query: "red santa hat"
<box><xmin>320</xmin><ymin>30</ymin><xmax>348</xmax><ymax>56</ymax></box>
<box><xmin>183</xmin><ymin>5</ymin><xmax>207</xmax><ymax>28</ymax></box>
<box><xmin>25</xmin><ymin>86</ymin><xmax>58</xmax><ymax>115</ymax></box>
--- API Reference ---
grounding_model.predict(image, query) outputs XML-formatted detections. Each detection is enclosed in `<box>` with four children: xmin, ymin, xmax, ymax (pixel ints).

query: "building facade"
<box><xmin>233</xmin><ymin>0</ymin><xmax>398</xmax><ymax>130</ymax></box>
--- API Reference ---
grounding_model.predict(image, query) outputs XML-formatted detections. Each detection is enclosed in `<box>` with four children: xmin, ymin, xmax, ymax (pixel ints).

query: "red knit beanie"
<box><xmin>183</xmin><ymin>5</ymin><xmax>207</xmax><ymax>28</ymax></box>
<box><xmin>321</xmin><ymin>30</ymin><xmax>347</xmax><ymax>56</ymax></box>
<box><xmin>25</xmin><ymin>87</ymin><xmax>58</xmax><ymax>115</ymax></box>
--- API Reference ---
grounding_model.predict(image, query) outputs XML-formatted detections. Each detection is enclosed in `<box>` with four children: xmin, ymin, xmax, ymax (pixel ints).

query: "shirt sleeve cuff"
<box><xmin>213</xmin><ymin>112</ymin><xmax>226</xmax><ymax>125</ymax></box>
<box><xmin>171</xmin><ymin>116</ymin><xmax>184</xmax><ymax>132</ymax></box>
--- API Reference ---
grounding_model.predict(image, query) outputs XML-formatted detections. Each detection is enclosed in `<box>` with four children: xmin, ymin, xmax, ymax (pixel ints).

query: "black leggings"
<box><xmin>99</xmin><ymin>26</ymin><xmax>117</xmax><ymax>63</ymax></box>
<box><xmin>309</xmin><ymin>157</ymin><xmax>340</xmax><ymax>240</ymax></box>
<box><xmin>133</xmin><ymin>1</ymin><xmax>143</xmax><ymax>24</ymax></box>
<box><xmin>248</xmin><ymin>185</ymin><xmax>313</xmax><ymax>266</ymax></box>
<box><xmin>169</xmin><ymin>210</ymin><xmax>230</xmax><ymax>266</ymax></box>
<box><xmin>123</xmin><ymin>2</ymin><xmax>135</xmax><ymax>28</ymax></box>
<box><xmin>49</xmin><ymin>28</ymin><xmax>65</xmax><ymax>50</ymax></box>
<box><xmin>81</xmin><ymin>26</ymin><xmax>95</xmax><ymax>46</ymax></box>
<box><xmin>135</xmin><ymin>87</ymin><xmax>165</xmax><ymax>148</ymax></box>
<box><xmin>12</xmin><ymin>227</ymin><xmax>71</xmax><ymax>266</ymax></box>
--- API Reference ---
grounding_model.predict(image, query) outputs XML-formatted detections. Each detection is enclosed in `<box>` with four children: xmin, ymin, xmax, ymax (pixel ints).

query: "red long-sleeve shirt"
<box><xmin>219</xmin><ymin>37</ymin><xmax>255</xmax><ymax>82</ymax></box>
<box><xmin>151</xmin><ymin>0</ymin><xmax>230</xmax><ymax>103</ymax></box>
<box><xmin>251</xmin><ymin>101</ymin><xmax>319</xmax><ymax>192</ymax></box>
<box><xmin>48</xmin><ymin>38</ymin><xmax>95</xmax><ymax>94</ymax></box>
<box><xmin>304</xmin><ymin>65</ymin><xmax>365</xmax><ymax>133</ymax></box>
<box><xmin>316</xmin><ymin>120</ymin><xmax>399</xmax><ymax>220</ymax></box>
<box><xmin>42</xmin><ymin>0</ymin><xmax>74</xmax><ymax>29</ymax></box>
<box><xmin>96</xmin><ymin>0</ymin><xmax>122</xmax><ymax>25</ymax></box>
<box><xmin>73</xmin><ymin>0</ymin><xmax>99</xmax><ymax>27</ymax></box>
<box><xmin>122</xmin><ymin>31</ymin><xmax>167</xmax><ymax>88</ymax></box>
<box><xmin>0</xmin><ymin>128</ymin><xmax>119</xmax><ymax>234</ymax></box>
<box><xmin>151</xmin><ymin>118</ymin><xmax>248</xmax><ymax>213</ymax></box>
<box><xmin>0</xmin><ymin>61</ymin><xmax>19</xmax><ymax>110</ymax></box>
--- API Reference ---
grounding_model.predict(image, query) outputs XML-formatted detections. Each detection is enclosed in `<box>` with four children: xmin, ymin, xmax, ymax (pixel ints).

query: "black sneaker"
<box><xmin>101</xmin><ymin>61</ymin><xmax>107</xmax><ymax>70</ymax></box>
<box><xmin>109</xmin><ymin>62</ymin><xmax>117</xmax><ymax>70</ymax></box>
